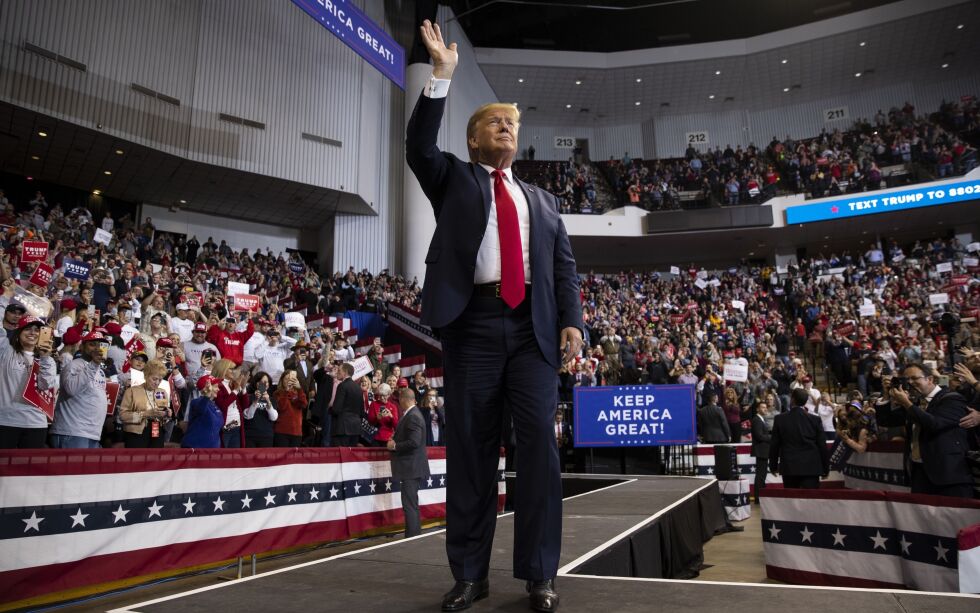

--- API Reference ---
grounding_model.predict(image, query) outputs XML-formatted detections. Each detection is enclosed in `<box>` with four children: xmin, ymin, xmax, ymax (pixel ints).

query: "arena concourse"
<box><xmin>0</xmin><ymin>0</ymin><xmax>979</xmax><ymax>611</ymax></box>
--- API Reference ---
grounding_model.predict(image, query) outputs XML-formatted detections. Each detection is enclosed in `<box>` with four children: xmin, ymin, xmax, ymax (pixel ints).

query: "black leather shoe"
<box><xmin>526</xmin><ymin>579</ymin><xmax>559</xmax><ymax>612</ymax></box>
<box><xmin>441</xmin><ymin>579</ymin><xmax>489</xmax><ymax>611</ymax></box>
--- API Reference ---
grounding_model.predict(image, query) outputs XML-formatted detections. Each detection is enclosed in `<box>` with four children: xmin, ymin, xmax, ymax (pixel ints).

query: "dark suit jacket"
<box><xmin>769</xmin><ymin>406</ymin><xmax>829</xmax><ymax>476</ymax></box>
<box><xmin>390</xmin><ymin>406</ymin><xmax>430</xmax><ymax>481</ymax></box>
<box><xmin>876</xmin><ymin>389</ymin><xmax>972</xmax><ymax>486</ymax></box>
<box><xmin>751</xmin><ymin>414</ymin><xmax>772</xmax><ymax>459</ymax></box>
<box><xmin>311</xmin><ymin>368</ymin><xmax>333</xmax><ymax>425</ymax></box>
<box><xmin>698</xmin><ymin>403</ymin><xmax>730</xmax><ymax>443</ymax></box>
<box><xmin>406</xmin><ymin>93</ymin><xmax>583</xmax><ymax>368</ymax></box>
<box><xmin>283</xmin><ymin>356</ymin><xmax>315</xmax><ymax>397</ymax></box>
<box><xmin>330</xmin><ymin>378</ymin><xmax>363</xmax><ymax>437</ymax></box>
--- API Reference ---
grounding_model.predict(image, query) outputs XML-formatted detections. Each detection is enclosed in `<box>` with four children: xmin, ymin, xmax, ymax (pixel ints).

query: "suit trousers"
<box><xmin>782</xmin><ymin>475</ymin><xmax>820</xmax><ymax>489</ymax></box>
<box><xmin>754</xmin><ymin>457</ymin><xmax>768</xmax><ymax>501</ymax></box>
<box><xmin>400</xmin><ymin>477</ymin><xmax>422</xmax><ymax>537</ymax></box>
<box><xmin>910</xmin><ymin>463</ymin><xmax>975</xmax><ymax>499</ymax></box>
<box><xmin>441</xmin><ymin>293</ymin><xmax>561</xmax><ymax>582</ymax></box>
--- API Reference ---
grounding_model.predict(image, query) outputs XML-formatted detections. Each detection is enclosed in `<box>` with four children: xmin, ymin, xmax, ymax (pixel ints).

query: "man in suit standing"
<box><xmin>698</xmin><ymin>392</ymin><xmax>730</xmax><ymax>444</ymax></box>
<box><xmin>877</xmin><ymin>363</ymin><xmax>973</xmax><ymax>498</ymax></box>
<box><xmin>750</xmin><ymin>401</ymin><xmax>772</xmax><ymax>503</ymax></box>
<box><xmin>388</xmin><ymin>387</ymin><xmax>431</xmax><ymax>537</ymax></box>
<box><xmin>409</xmin><ymin>21</ymin><xmax>584</xmax><ymax>613</ymax></box>
<box><xmin>770</xmin><ymin>388</ymin><xmax>830</xmax><ymax>489</ymax></box>
<box><xmin>284</xmin><ymin>341</ymin><xmax>316</xmax><ymax>398</ymax></box>
<box><xmin>330</xmin><ymin>363</ymin><xmax>363</xmax><ymax>447</ymax></box>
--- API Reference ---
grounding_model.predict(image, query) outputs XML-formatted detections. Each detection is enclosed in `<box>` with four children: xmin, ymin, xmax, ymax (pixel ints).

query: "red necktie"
<box><xmin>491</xmin><ymin>169</ymin><xmax>525</xmax><ymax>308</ymax></box>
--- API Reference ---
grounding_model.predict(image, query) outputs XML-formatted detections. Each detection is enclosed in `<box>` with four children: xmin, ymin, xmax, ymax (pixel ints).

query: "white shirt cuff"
<box><xmin>424</xmin><ymin>76</ymin><xmax>451</xmax><ymax>99</ymax></box>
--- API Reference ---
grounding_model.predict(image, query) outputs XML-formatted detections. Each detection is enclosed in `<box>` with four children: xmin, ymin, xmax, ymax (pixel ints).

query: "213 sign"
<box><xmin>554</xmin><ymin>136</ymin><xmax>575</xmax><ymax>149</ymax></box>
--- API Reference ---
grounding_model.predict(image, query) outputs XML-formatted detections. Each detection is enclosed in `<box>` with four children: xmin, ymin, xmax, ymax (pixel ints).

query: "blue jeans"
<box><xmin>222</xmin><ymin>427</ymin><xmax>241</xmax><ymax>448</ymax></box>
<box><xmin>50</xmin><ymin>434</ymin><xmax>101</xmax><ymax>449</ymax></box>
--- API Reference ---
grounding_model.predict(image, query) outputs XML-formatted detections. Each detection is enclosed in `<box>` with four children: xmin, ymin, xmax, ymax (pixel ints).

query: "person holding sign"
<box><xmin>0</xmin><ymin>317</ymin><xmax>57</xmax><ymax>448</ymax></box>
<box><xmin>118</xmin><ymin>360</ymin><xmax>172</xmax><ymax>448</ymax></box>
<box><xmin>409</xmin><ymin>21</ymin><xmax>583</xmax><ymax>612</ymax></box>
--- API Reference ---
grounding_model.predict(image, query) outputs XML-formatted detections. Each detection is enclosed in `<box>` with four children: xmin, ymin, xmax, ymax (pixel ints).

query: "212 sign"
<box><xmin>685</xmin><ymin>131</ymin><xmax>709</xmax><ymax>146</ymax></box>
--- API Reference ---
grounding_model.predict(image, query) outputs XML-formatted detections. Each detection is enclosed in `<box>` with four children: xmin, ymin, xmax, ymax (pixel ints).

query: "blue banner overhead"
<box><xmin>784</xmin><ymin>178</ymin><xmax>980</xmax><ymax>224</ymax></box>
<box><xmin>291</xmin><ymin>0</ymin><xmax>405</xmax><ymax>90</ymax></box>
<box><xmin>573</xmin><ymin>385</ymin><xmax>697</xmax><ymax>447</ymax></box>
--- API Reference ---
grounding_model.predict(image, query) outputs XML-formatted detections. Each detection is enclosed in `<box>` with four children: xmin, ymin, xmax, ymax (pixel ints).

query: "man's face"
<box><xmin>85</xmin><ymin>341</ymin><xmax>107</xmax><ymax>363</ymax></box>
<box><xmin>4</xmin><ymin>306</ymin><xmax>25</xmax><ymax>325</ymax></box>
<box><xmin>192</xmin><ymin>330</ymin><xmax>206</xmax><ymax>343</ymax></box>
<box><xmin>903</xmin><ymin>366</ymin><xmax>934</xmax><ymax>397</ymax></box>
<box><xmin>468</xmin><ymin>110</ymin><xmax>518</xmax><ymax>164</ymax></box>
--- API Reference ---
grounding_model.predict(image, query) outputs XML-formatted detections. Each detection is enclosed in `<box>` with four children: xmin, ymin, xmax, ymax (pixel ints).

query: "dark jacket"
<box><xmin>769</xmin><ymin>406</ymin><xmax>829</xmax><ymax>476</ymax></box>
<box><xmin>876</xmin><ymin>388</ymin><xmax>972</xmax><ymax>486</ymax></box>
<box><xmin>330</xmin><ymin>377</ymin><xmax>363</xmax><ymax>437</ymax></box>
<box><xmin>311</xmin><ymin>368</ymin><xmax>333</xmax><ymax>425</ymax></box>
<box><xmin>406</xmin><ymin>93</ymin><xmax>583</xmax><ymax>368</ymax></box>
<box><xmin>698</xmin><ymin>403</ymin><xmax>731</xmax><ymax>443</ymax></box>
<box><xmin>390</xmin><ymin>406</ymin><xmax>430</xmax><ymax>481</ymax></box>
<box><xmin>418</xmin><ymin>404</ymin><xmax>446</xmax><ymax>446</ymax></box>
<box><xmin>751</xmin><ymin>413</ymin><xmax>772</xmax><ymax>459</ymax></box>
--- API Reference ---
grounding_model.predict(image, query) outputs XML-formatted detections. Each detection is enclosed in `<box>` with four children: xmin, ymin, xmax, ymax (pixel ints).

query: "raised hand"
<box><xmin>419</xmin><ymin>19</ymin><xmax>457</xmax><ymax>80</ymax></box>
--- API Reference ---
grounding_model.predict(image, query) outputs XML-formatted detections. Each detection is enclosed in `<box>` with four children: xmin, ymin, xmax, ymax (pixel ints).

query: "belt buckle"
<box><xmin>495</xmin><ymin>283</ymin><xmax>501</xmax><ymax>298</ymax></box>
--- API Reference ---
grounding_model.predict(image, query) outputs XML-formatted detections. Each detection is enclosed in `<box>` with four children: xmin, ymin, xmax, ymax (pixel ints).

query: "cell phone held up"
<box><xmin>37</xmin><ymin>326</ymin><xmax>53</xmax><ymax>347</ymax></box>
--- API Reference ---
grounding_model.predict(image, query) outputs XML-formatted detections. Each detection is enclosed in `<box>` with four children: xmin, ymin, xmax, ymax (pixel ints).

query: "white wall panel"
<box><xmin>517</xmin><ymin>125</ymin><xmax>594</xmax><ymax>161</ymax></box>
<box><xmin>142</xmin><ymin>204</ymin><xmax>302</xmax><ymax>256</ymax></box>
<box><xmin>654</xmin><ymin>110</ymin><xmax>748</xmax><ymax>158</ymax></box>
<box><xmin>592</xmin><ymin>124</ymin><xmax>644</xmax><ymax>161</ymax></box>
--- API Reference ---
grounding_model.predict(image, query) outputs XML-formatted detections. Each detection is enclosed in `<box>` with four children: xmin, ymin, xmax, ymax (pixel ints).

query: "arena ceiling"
<box><xmin>0</xmin><ymin>103</ymin><xmax>374</xmax><ymax>228</ymax></box>
<box><xmin>447</xmin><ymin>0</ymin><xmax>897</xmax><ymax>52</ymax></box>
<box><xmin>468</xmin><ymin>0</ymin><xmax>980</xmax><ymax>124</ymax></box>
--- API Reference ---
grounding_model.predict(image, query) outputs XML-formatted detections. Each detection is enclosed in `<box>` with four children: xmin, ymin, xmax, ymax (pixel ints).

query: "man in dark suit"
<box><xmin>876</xmin><ymin>363</ymin><xmax>973</xmax><ymax>498</ymax></box>
<box><xmin>388</xmin><ymin>387</ymin><xmax>431</xmax><ymax>537</ymax></box>
<box><xmin>769</xmin><ymin>388</ymin><xmax>829</xmax><ymax>489</ymax></box>
<box><xmin>697</xmin><ymin>392</ymin><xmax>730</xmax><ymax>444</ymax></box>
<box><xmin>750</xmin><ymin>400</ymin><xmax>772</xmax><ymax>503</ymax></box>
<box><xmin>409</xmin><ymin>21</ymin><xmax>584</xmax><ymax>613</ymax></box>
<box><xmin>330</xmin><ymin>363</ymin><xmax>363</xmax><ymax>447</ymax></box>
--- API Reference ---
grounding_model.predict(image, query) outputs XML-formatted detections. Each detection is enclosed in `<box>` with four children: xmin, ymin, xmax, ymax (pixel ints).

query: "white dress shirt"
<box><xmin>425</xmin><ymin>77</ymin><xmax>532</xmax><ymax>285</ymax></box>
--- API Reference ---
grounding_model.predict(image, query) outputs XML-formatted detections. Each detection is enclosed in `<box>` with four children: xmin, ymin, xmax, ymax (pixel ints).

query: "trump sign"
<box><xmin>573</xmin><ymin>385</ymin><xmax>697</xmax><ymax>447</ymax></box>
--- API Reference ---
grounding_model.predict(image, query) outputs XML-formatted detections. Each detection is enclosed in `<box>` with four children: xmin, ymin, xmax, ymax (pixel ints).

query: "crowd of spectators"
<box><xmin>556</xmin><ymin>236</ymin><xmax>979</xmax><ymax>450</ymax></box>
<box><xmin>0</xmin><ymin>188</ymin><xmax>441</xmax><ymax>450</ymax></box>
<box><xmin>589</xmin><ymin>97</ymin><xmax>980</xmax><ymax>212</ymax></box>
<box><xmin>512</xmin><ymin>160</ymin><xmax>602</xmax><ymax>213</ymax></box>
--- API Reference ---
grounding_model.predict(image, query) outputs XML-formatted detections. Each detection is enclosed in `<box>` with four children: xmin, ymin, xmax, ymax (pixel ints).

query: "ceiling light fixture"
<box><xmin>517</xmin><ymin>78</ymin><xmax>524</xmax><ymax>83</ymax></box>
<box><xmin>854</xmin><ymin>72</ymin><xmax>862</xmax><ymax>77</ymax></box>
<box><xmin>783</xmin><ymin>87</ymin><xmax>790</xmax><ymax>92</ymax></box>
<box><xmin>180</xmin><ymin>199</ymin><xmax>187</xmax><ymax>204</ymax></box>
<box><xmin>565</xmin><ymin>104</ymin><xmax>571</xmax><ymax>109</ymax></box>
<box><xmin>31</xmin><ymin>155</ymin><xmax>39</xmax><ymax>160</ymax></box>
<box><xmin>714</xmin><ymin>70</ymin><xmax>721</xmax><ymax>75</ymax></box>
<box><xmin>92</xmin><ymin>189</ymin><xmax>101</xmax><ymax>195</ymax></box>
<box><xmin>942</xmin><ymin>63</ymin><xmax>949</xmax><ymax>68</ymax></box>
<box><xmin>635</xmin><ymin>78</ymin><xmax>642</xmax><ymax>83</ymax></box>
<box><xmin>635</xmin><ymin>101</ymin><xmax>641</xmax><ymax>106</ymax></box>
<box><xmin>957</xmin><ymin>24</ymin><xmax>964</xmax><ymax>29</ymax></box>
<box><xmin>38</xmin><ymin>131</ymin><xmax>47</xmax><ymax>137</ymax></box>
<box><xmin>103</xmin><ymin>170</ymin><xmax>112</xmax><ymax>175</ymax></box>
<box><xmin>709</xmin><ymin>95</ymin><xmax>715</xmax><ymax>99</ymax></box>
<box><xmin>859</xmin><ymin>41</ymin><xmax>866</xmax><ymax>47</ymax></box>
<box><xmin>781</xmin><ymin>59</ymin><xmax>788</xmax><ymax>64</ymax></box>
<box><xmin>115</xmin><ymin>149</ymin><xmax>124</xmax><ymax>155</ymax></box>
<box><xmin>575</xmin><ymin>80</ymin><xmax>582</xmax><ymax>85</ymax></box>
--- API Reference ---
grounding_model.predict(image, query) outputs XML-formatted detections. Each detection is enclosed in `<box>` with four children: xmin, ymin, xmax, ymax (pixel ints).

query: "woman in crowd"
<box><xmin>244</xmin><ymin>371</ymin><xmax>278</xmax><ymax>447</ymax></box>
<box><xmin>367</xmin><ymin>382</ymin><xmax>399</xmax><ymax>447</ymax></box>
<box><xmin>0</xmin><ymin>317</ymin><xmax>58</xmax><ymax>448</ymax></box>
<box><xmin>212</xmin><ymin>358</ymin><xmax>247</xmax><ymax>448</ymax></box>
<box><xmin>816</xmin><ymin>391</ymin><xmax>838</xmax><ymax>438</ymax></box>
<box><xmin>837</xmin><ymin>401</ymin><xmax>875</xmax><ymax>454</ymax></box>
<box><xmin>118</xmin><ymin>359</ymin><xmax>171</xmax><ymax>448</ymax></box>
<box><xmin>722</xmin><ymin>386</ymin><xmax>742</xmax><ymax>443</ymax></box>
<box><xmin>181</xmin><ymin>375</ymin><xmax>224</xmax><ymax>449</ymax></box>
<box><xmin>273</xmin><ymin>369</ymin><xmax>306</xmax><ymax>447</ymax></box>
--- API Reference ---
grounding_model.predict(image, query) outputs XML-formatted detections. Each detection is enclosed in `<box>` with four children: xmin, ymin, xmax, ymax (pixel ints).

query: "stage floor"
<box><xmin>111</xmin><ymin>476</ymin><xmax>978</xmax><ymax>613</ymax></box>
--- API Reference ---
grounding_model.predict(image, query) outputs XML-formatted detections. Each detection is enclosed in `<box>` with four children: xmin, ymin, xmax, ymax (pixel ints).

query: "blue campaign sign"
<box><xmin>291</xmin><ymin>0</ymin><xmax>405</xmax><ymax>89</ymax></box>
<box><xmin>573</xmin><ymin>385</ymin><xmax>696</xmax><ymax>447</ymax></box>
<box><xmin>62</xmin><ymin>258</ymin><xmax>91</xmax><ymax>280</ymax></box>
<box><xmin>785</xmin><ymin>179</ymin><xmax>980</xmax><ymax>224</ymax></box>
